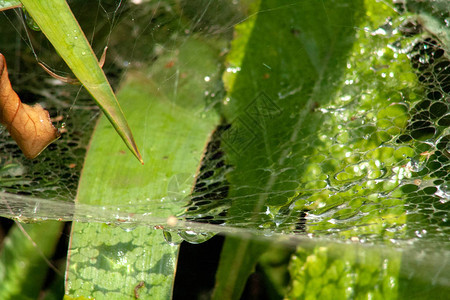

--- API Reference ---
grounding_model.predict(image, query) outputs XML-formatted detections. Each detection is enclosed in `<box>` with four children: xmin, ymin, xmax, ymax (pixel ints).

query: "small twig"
<box><xmin>38</xmin><ymin>62</ymin><xmax>80</xmax><ymax>85</ymax></box>
<box><xmin>134</xmin><ymin>281</ymin><xmax>145</xmax><ymax>299</ymax></box>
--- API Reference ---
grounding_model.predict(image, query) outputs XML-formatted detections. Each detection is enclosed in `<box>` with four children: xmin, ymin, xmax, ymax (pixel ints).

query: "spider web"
<box><xmin>0</xmin><ymin>0</ymin><xmax>449</xmax><ymax>296</ymax></box>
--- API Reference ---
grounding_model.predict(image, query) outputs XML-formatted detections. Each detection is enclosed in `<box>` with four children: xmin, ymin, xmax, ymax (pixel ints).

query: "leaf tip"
<box><xmin>129</xmin><ymin>139</ymin><xmax>144</xmax><ymax>165</ymax></box>
<box><xmin>138</xmin><ymin>152</ymin><xmax>144</xmax><ymax>165</ymax></box>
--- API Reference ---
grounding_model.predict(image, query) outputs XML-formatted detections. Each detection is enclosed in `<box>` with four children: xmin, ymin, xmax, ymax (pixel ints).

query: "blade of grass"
<box><xmin>65</xmin><ymin>37</ymin><xmax>220</xmax><ymax>299</ymax></box>
<box><xmin>19</xmin><ymin>0</ymin><xmax>142</xmax><ymax>163</ymax></box>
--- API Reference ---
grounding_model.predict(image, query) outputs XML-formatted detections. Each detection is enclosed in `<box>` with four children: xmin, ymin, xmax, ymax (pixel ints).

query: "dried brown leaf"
<box><xmin>0</xmin><ymin>53</ymin><xmax>60</xmax><ymax>158</ymax></box>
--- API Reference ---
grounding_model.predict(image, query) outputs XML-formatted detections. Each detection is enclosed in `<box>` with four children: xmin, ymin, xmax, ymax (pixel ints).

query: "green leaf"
<box><xmin>287</xmin><ymin>245</ymin><xmax>401</xmax><ymax>300</ymax></box>
<box><xmin>66</xmin><ymin>36</ymin><xmax>220</xmax><ymax>299</ymax></box>
<box><xmin>19</xmin><ymin>0</ymin><xmax>142</xmax><ymax>163</ymax></box>
<box><xmin>0</xmin><ymin>222</ymin><xmax>63</xmax><ymax>300</ymax></box>
<box><xmin>213</xmin><ymin>0</ymin><xmax>363</xmax><ymax>297</ymax></box>
<box><xmin>222</xmin><ymin>0</ymin><xmax>363</xmax><ymax>224</ymax></box>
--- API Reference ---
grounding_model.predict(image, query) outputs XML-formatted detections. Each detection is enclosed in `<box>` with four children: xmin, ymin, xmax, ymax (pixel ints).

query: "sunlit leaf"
<box><xmin>213</xmin><ymin>0</ymin><xmax>363</xmax><ymax>296</ymax></box>
<box><xmin>66</xmin><ymin>37</ymin><xmax>220</xmax><ymax>299</ymax></box>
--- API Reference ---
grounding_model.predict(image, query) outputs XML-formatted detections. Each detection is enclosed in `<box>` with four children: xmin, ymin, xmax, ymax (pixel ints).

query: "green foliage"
<box><xmin>213</xmin><ymin>0</ymin><xmax>364</xmax><ymax>297</ymax></box>
<box><xmin>0</xmin><ymin>0</ymin><xmax>449</xmax><ymax>299</ymax></box>
<box><xmin>212</xmin><ymin>0</ymin><xmax>449</xmax><ymax>298</ymax></box>
<box><xmin>66</xmin><ymin>37</ymin><xmax>220</xmax><ymax>299</ymax></box>
<box><xmin>286</xmin><ymin>245</ymin><xmax>401</xmax><ymax>300</ymax></box>
<box><xmin>221</xmin><ymin>0</ymin><xmax>364</xmax><ymax>224</ymax></box>
<box><xmin>293</xmin><ymin>0</ymin><xmax>416</xmax><ymax>240</ymax></box>
<box><xmin>0</xmin><ymin>222</ymin><xmax>62</xmax><ymax>300</ymax></box>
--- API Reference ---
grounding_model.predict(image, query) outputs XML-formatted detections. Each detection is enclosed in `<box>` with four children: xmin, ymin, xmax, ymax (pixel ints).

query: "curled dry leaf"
<box><xmin>0</xmin><ymin>53</ymin><xmax>60</xmax><ymax>158</ymax></box>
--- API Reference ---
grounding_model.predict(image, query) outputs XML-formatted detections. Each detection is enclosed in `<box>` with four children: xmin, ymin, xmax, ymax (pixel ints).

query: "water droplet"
<box><xmin>74</xmin><ymin>36</ymin><xmax>78</xmax><ymax>40</ymax></box>
<box><xmin>436</xmin><ymin>183</ymin><xmax>450</xmax><ymax>201</ymax></box>
<box><xmin>119</xmin><ymin>223</ymin><xmax>136</xmax><ymax>232</ymax></box>
<box><xmin>178</xmin><ymin>230</ymin><xmax>215</xmax><ymax>244</ymax></box>
<box><xmin>163</xmin><ymin>230</ymin><xmax>182</xmax><ymax>246</ymax></box>
<box><xmin>81</xmin><ymin>51</ymin><xmax>86</xmax><ymax>56</ymax></box>
<box><xmin>414</xmin><ymin>229</ymin><xmax>427</xmax><ymax>238</ymax></box>
<box><xmin>408</xmin><ymin>158</ymin><xmax>425</xmax><ymax>173</ymax></box>
<box><xmin>258</xmin><ymin>222</ymin><xmax>275</xmax><ymax>229</ymax></box>
<box><xmin>226</xmin><ymin>67</ymin><xmax>241</xmax><ymax>73</ymax></box>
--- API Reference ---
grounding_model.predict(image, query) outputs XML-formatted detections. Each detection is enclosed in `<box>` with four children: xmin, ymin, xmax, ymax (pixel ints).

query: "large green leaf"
<box><xmin>66</xmin><ymin>37</ymin><xmax>220</xmax><ymax>299</ymax></box>
<box><xmin>212</xmin><ymin>0</ymin><xmax>363</xmax><ymax>297</ymax></box>
<box><xmin>221</xmin><ymin>0</ymin><xmax>363</xmax><ymax>224</ymax></box>
<box><xmin>18</xmin><ymin>0</ymin><xmax>142</xmax><ymax>163</ymax></box>
<box><xmin>210</xmin><ymin>0</ymin><xmax>449</xmax><ymax>298</ymax></box>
